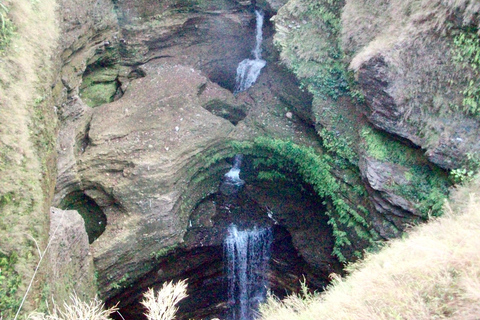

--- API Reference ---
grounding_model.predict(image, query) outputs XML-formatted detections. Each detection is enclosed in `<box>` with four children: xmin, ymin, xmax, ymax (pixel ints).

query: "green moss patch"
<box><xmin>80</xmin><ymin>67</ymin><xmax>120</xmax><ymax>108</ymax></box>
<box><xmin>232</xmin><ymin>137</ymin><xmax>378</xmax><ymax>262</ymax></box>
<box><xmin>361</xmin><ymin>126</ymin><xmax>450</xmax><ymax>218</ymax></box>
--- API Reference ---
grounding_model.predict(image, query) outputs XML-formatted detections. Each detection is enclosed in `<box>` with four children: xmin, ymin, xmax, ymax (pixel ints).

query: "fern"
<box><xmin>232</xmin><ymin>138</ymin><xmax>377</xmax><ymax>262</ymax></box>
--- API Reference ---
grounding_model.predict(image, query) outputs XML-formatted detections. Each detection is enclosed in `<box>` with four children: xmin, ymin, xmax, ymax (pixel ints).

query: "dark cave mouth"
<box><xmin>107</xmin><ymin>157</ymin><xmax>340</xmax><ymax>320</ymax></box>
<box><xmin>60</xmin><ymin>191</ymin><xmax>107</xmax><ymax>243</ymax></box>
<box><xmin>109</xmin><ymin>224</ymin><xmax>334</xmax><ymax>320</ymax></box>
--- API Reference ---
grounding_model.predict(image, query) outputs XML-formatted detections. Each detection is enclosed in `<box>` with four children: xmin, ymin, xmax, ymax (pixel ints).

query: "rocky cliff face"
<box><xmin>44</xmin><ymin>0</ymin><xmax>480</xmax><ymax>318</ymax></box>
<box><xmin>345</xmin><ymin>0</ymin><xmax>480</xmax><ymax>170</ymax></box>
<box><xmin>53</xmin><ymin>0</ymin><xmax>335</xmax><ymax>318</ymax></box>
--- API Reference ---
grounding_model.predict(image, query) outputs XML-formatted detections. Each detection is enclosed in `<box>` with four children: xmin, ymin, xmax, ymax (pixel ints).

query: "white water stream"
<box><xmin>234</xmin><ymin>10</ymin><xmax>267</xmax><ymax>94</ymax></box>
<box><xmin>224</xmin><ymin>224</ymin><xmax>272</xmax><ymax>320</ymax></box>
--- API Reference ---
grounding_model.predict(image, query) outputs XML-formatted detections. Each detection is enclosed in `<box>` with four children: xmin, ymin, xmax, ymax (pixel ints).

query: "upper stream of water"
<box><xmin>234</xmin><ymin>10</ymin><xmax>266</xmax><ymax>94</ymax></box>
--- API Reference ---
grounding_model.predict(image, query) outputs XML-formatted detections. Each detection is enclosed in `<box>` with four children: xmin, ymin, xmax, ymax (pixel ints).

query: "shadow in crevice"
<box><xmin>59</xmin><ymin>191</ymin><xmax>106</xmax><ymax>243</ymax></box>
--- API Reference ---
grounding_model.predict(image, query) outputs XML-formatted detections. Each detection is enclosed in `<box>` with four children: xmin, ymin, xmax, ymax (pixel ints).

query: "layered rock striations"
<box><xmin>44</xmin><ymin>0</ymin><xmax>480</xmax><ymax>318</ymax></box>
<box><xmin>343</xmin><ymin>0</ymin><xmax>480</xmax><ymax>170</ymax></box>
<box><xmin>52</xmin><ymin>0</ymin><xmax>332</xmax><ymax>318</ymax></box>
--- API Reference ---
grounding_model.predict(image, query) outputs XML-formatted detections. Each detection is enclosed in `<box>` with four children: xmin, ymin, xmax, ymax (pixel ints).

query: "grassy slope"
<box><xmin>259</xmin><ymin>177</ymin><xmax>480</xmax><ymax>320</ymax></box>
<box><xmin>0</xmin><ymin>0</ymin><xmax>58</xmax><ymax>317</ymax></box>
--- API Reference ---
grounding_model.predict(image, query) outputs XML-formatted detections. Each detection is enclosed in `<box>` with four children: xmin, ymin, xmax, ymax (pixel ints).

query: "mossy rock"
<box><xmin>80</xmin><ymin>82</ymin><xmax>118</xmax><ymax>107</ymax></box>
<box><xmin>80</xmin><ymin>67</ymin><xmax>121</xmax><ymax>107</ymax></box>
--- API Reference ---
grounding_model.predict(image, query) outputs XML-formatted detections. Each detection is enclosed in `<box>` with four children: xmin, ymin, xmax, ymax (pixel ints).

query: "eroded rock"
<box><xmin>74</xmin><ymin>63</ymin><xmax>235</xmax><ymax>298</ymax></box>
<box><xmin>345</xmin><ymin>1</ymin><xmax>480</xmax><ymax>170</ymax></box>
<box><xmin>47</xmin><ymin>208</ymin><xmax>96</xmax><ymax>303</ymax></box>
<box><xmin>359</xmin><ymin>156</ymin><xmax>421</xmax><ymax>237</ymax></box>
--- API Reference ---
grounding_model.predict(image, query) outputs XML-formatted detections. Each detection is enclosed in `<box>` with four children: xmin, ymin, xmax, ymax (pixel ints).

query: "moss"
<box><xmin>232</xmin><ymin>137</ymin><xmax>378</xmax><ymax>262</ymax></box>
<box><xmin>80</xmin><ymin>67</ymin><xmax>121</xmax><ymax>108</ymax></box>
<box><xmin>80</xmin><ymin>82</ymin><xmax>118</xmax><ymax>107</ymax></box>
<box><xmin>275</xmin><ymin>0</ymin><xmax>348</xmax><ymax>102</ymax></box>
<box><xmin>361</xmin><ymin>126</ymin><xmax>450</xmax><ymax>218</ymax></box>
<box><xmin>361</xmin><ymin>126</ymin><xmax>418</xmax><ymax>166</ymax></box>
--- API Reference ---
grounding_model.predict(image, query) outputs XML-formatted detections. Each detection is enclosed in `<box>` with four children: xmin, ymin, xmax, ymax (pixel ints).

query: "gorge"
<box><xmin>1</xmin><ymin>0</ymin><xmax>479</xmax><ymax>319</ymax></box>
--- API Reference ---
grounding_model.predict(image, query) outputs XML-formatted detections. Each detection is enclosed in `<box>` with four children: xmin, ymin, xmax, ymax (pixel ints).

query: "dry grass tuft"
<box><xmin>141</xmin><ymin>280</ymin><xmax>188</xmax><ymax>320</ymax></box>
<box><xmin>27</xmin><ymin>294</ymin><xmax>118</xmax><ymax>320</ymax></box>
<box><xmin>259</xmin><ymin>177</ymin><xmax>480</xmax><ymax>320</ymax></box>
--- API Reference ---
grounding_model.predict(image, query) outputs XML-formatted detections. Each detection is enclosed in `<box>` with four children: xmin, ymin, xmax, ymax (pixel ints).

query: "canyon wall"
<box><xmin>1</xmin><ymin>0</ymin><xmax>480</xmax><ymax>318</ymax></box>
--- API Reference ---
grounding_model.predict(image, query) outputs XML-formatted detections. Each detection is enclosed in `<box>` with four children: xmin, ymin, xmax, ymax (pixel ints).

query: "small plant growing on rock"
<box><xmin>141</xmin><ymin>280</ymin><xmax>188</xmax><ymax>320</ymax></box>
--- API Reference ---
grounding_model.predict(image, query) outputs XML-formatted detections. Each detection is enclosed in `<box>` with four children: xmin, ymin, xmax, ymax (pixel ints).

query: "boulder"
<box><xmin>359</xmin><ymin>156</ymin><xmax>421</xmax><ymax>237</ymax></box>
<box><xmin>345</xmin><ymin>1</ymin><xmax>480</xmax><ymax>170</ymax></box>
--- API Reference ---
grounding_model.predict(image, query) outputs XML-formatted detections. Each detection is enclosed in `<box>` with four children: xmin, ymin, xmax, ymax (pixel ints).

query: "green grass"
<box><xmin>0</xmin><ymin>0</ymin><xmax>59</xmax><ymax>316</ymax></box>
<box><xmin>0</xmin><ymin>252</ymin><xmax>22</xmax><ymax>319</ymax></box>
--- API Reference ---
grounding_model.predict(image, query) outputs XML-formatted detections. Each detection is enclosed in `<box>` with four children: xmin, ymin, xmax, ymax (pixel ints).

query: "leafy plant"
<box><xmin>450</xmin><ymin>152</ymin><xmax>480</xmax><ymax>184</ymax></box>
<box><xmin>0</xmin><ymin>252</ymin><xmax>21</xmax><ymax>319</ymax></box>
<box><xmin>232</xmin><ymin>138</ymin><xmax>377</xmax><ymax>262</ymax></box>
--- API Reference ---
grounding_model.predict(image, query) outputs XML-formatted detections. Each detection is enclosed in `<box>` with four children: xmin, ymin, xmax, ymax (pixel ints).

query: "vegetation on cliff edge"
<box><xmin>259</xmin><ymin>176</ymin><xmax>480</xmax><ymax>320</ymax></box>
<box><xmin>0</xmin><ymin>0</ymin><xmax>58</xmax><ymax>317</ymax></box>
<box><xmin>233</xmin><ymin>137</ymin><xmax>378</xmax><ymax>262</ymax></box>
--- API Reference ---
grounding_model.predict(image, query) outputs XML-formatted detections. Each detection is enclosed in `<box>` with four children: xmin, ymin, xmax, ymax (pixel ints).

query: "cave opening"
<box><xmin>107</xmin><ymin>154</ymin><xmax>341</xmax><ymax>320</ymax></box>
<box><xmin>109</xmin><ymin>223</ymin><xmax>334</xmax><ymax>320</ymax></box>
<box><xmin>60</xmin><ymin>191</ymin><xmax>107</xmax><ymax>243</ymax></box>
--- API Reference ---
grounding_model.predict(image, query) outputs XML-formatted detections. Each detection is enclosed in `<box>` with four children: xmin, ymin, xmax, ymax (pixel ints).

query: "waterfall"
<box><xmin>220</xmin><ymin>154</ymin><xmax>245</xmax><ymax>196</ymax></box>
<box><xmin>234</xmin><ymin>10</ymin><xmax>267</xmax><ymax>94</ymax></box>
<box><xmin>224</xmin><ymin>154</ymin><xmax>244</xmax><ymax>184</ymax></box>
<box><xmin>224</xmin><ymin>224</ymin><xmax>272</xmax><ymax>320</ymax></box>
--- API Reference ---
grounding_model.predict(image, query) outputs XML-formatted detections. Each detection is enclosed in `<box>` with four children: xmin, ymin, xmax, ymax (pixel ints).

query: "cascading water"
<box><xmin>224</xmin><ymin>225</ymin><xmax>272</xmax><ymax>320</ymax></box>
<box><xmin>234</xmin><ymin>10</ymin><xmax>267</xmax><ymax>94</ymax></box>
<box><xmin>220</xmin><ymin>154</ymin><xmax>245</xmax><ymax>196</ymax></box>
